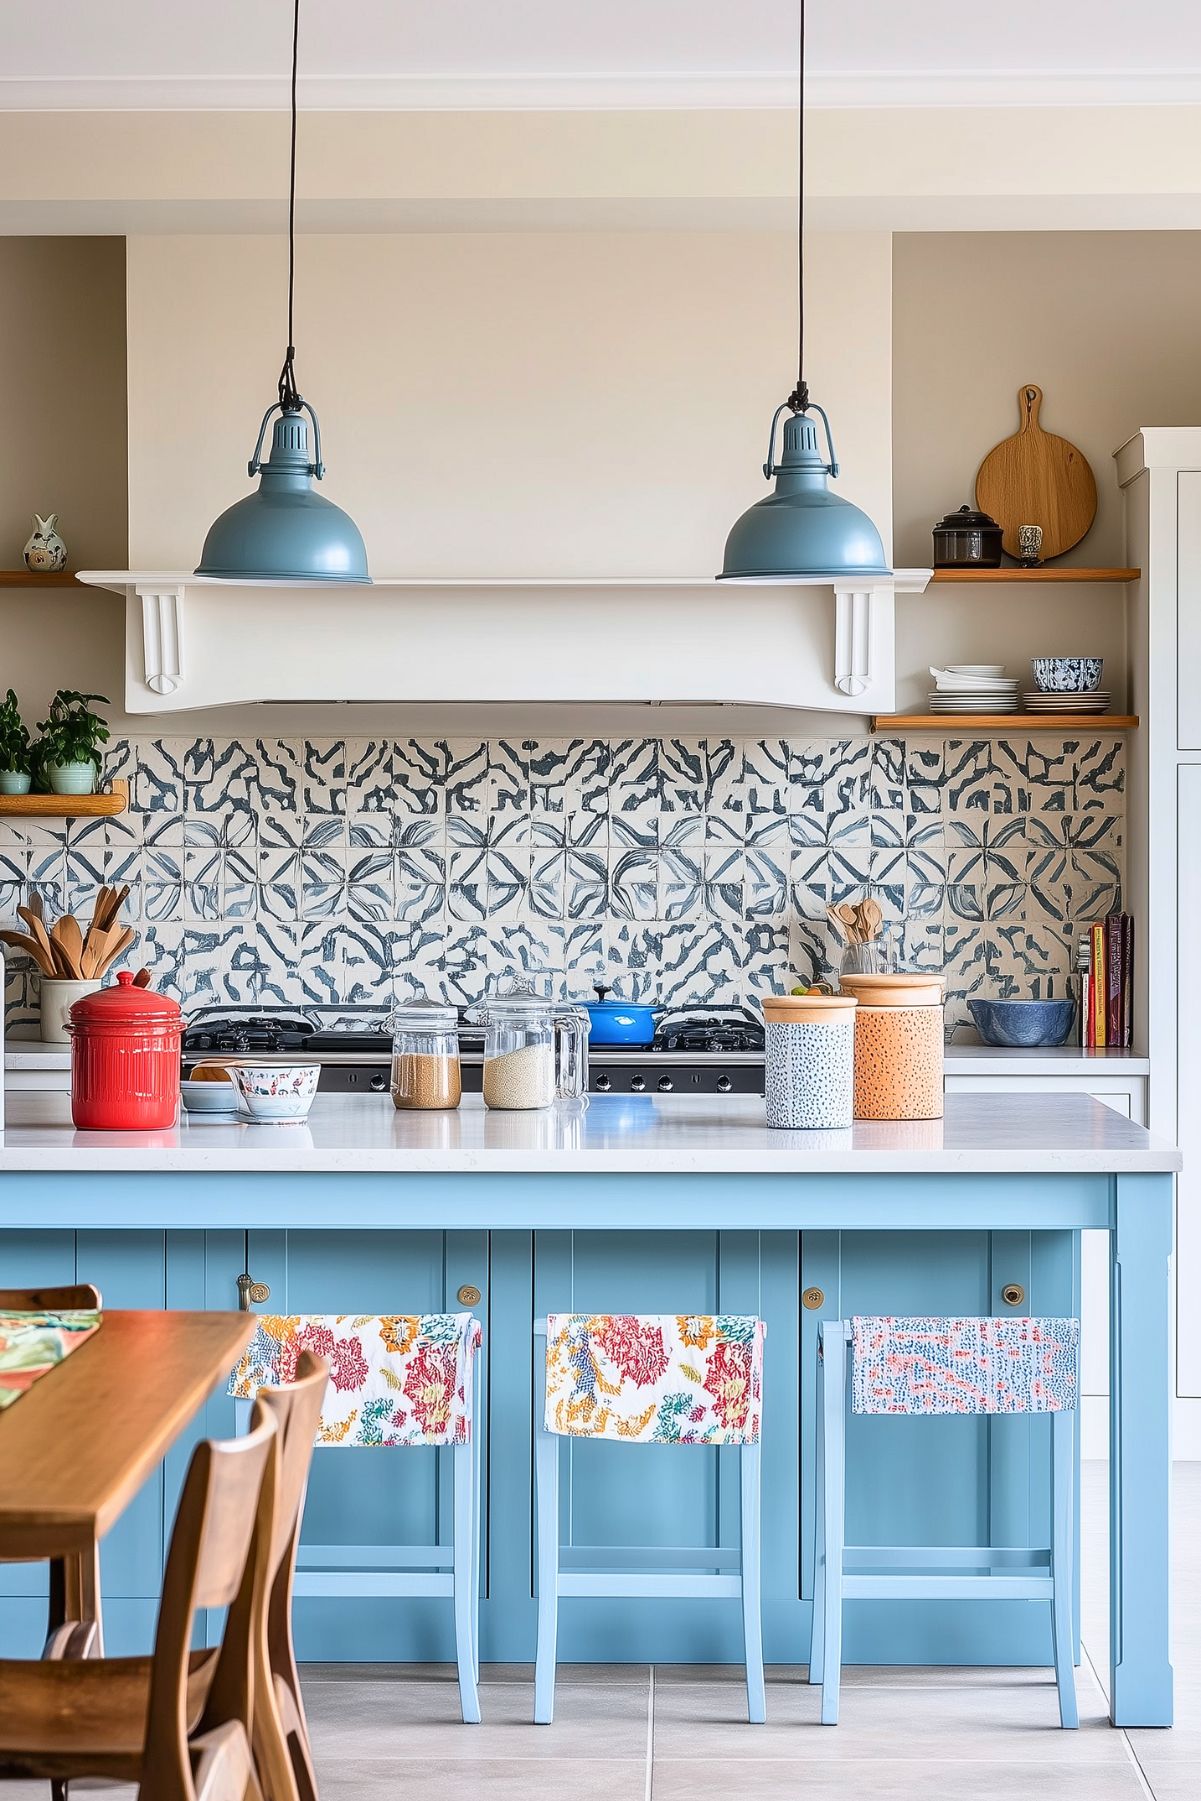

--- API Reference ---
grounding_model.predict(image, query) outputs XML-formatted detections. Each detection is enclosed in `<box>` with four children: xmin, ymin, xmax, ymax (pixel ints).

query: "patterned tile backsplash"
<box><xmin>0</xmin><ymin>733</ymin><xmax>1124</xmax><ymax>1038</ymax></box>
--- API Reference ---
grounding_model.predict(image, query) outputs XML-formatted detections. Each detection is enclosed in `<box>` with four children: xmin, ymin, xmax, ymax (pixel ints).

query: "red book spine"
<box><xmin>1106</xmin><ymin>913</ymin><xmax>1123</xmax><ymax>1048</ymax></box>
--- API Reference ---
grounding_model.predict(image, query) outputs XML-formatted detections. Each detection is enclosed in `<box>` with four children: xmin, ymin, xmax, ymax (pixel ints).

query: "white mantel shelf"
<box><xmin>77</xmin><ymin>570</ymin><xmax>932</xmax><ymax>716</ymax></box>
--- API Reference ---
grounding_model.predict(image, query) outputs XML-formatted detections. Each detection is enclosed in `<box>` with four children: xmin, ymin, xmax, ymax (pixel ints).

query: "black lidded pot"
<box><xmin>932</xmin><ymin>504</ymin><xmax>1004</xmax><ymax>570</ymax></box>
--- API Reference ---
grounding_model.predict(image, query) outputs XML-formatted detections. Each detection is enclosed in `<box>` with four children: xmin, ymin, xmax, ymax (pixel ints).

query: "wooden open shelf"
<box><xmin>0</xmin><ymin>779</ymin><xmax>128</xmax><ymax>818</ymax></box>
<box><xmin>929</xmin><ymin>567</ymin><xmax>1138</xmax><ymax>584</ymax></box>
<box><xmin>0</xmin><ymin>570</ymin><xmax>82</xmax><ymax>588</ymax></box>
<box><xmin>872</xmin><ymin>715</ymin><xmax>1138</xmax><ymax>733</ymax></box>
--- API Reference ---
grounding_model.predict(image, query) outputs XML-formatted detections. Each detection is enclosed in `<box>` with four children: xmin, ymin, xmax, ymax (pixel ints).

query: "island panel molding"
<box><xmin>76</xmin><ymin>572</ymin><xmax>933</xmax><ymax>715</ymax></box>
<box><xmin>0</xmin><ymin>730</ymin><xmax>1125</xmax><ymax>1038</ymax></box>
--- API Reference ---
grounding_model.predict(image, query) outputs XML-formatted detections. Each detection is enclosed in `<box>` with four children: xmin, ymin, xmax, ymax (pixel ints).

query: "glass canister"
<box><xmin>478</xmin><ymin>982</ymin><xmax>589</xmax><ymax>1111</ymax></box>
<box><xmin>389</xmin><ymin>997</ymin><xmax>462</xmax><ymax>1111</ymax></box>
<box><xmin>839</xmin><ymin>972</ymin><xmax>946</xmax><ymax>1121</ymax></box>
<box><xmin>763</xmin><ymin>993</ymin><xmax>858</xmax><ymax>1129</ymax></box>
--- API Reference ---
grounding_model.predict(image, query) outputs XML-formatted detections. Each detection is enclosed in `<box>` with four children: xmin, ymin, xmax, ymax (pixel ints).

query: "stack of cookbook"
<box><xmin>1075</xmin><ymin>912</ymin><xmax>1134</xmax><ymax>1048</ymax></box>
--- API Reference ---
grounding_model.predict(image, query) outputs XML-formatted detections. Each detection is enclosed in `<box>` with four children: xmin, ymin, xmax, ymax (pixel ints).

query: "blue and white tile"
<box><xmin>442</xmin><ymin>739</ymin><xmax>489</xmax><ymax>817</ymax></box>
<box><xmin>609</xmin><ymin>738</ymin><xmax>660</xmax><ymax>811</ymax></box>
<box><xmin>610</xmin><ymin>848</ymin><xmax>659</xmax><ymax>920</ymax></box>
<box><xmin>344</xmin><ymin>739</ymin><xmax>394</xmax><ymax>812</ymax></box>
<box><xmin>393</xmin><ymin>740</ymin><xmax>447</xmax><ymax>816</ymax></box>
<box><xmin>345</xmin><ymin>848</ymin><xmax>395</xmax><ymax>921</ymax></box>
<box><xmin>657</xmin><ymin>849</ymin><xmax>702</xmax><ymax>922</ymax></box>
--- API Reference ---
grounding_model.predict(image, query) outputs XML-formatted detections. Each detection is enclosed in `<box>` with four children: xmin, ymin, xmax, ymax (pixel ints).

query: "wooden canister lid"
<box><xmin>763</xmin><ymin>993</ymin><xmax>858</xmax><ymax>1025</ymax></box>
<box><xmin>839</xmin><ymin>973</ymin><xmax>945</xmax><ymax>1008</ymax></box>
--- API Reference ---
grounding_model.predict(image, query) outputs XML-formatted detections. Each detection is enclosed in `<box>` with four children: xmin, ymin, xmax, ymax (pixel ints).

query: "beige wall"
<box><xmin>0</xmin><ymin>238</ymin><xmax>127</xmax><ymax>727</ymax></box>
<box><xmin>892</xmin><ymin>230</ymin><xmax>1201</xmax><ymax>709</ymax></box>
<box><xmin>125</xmin><ymin>230</ymin><xmax>892</xmax><ymax>578</ymax></box>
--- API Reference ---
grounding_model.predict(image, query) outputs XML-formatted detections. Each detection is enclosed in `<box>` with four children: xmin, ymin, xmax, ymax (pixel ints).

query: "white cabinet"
<box><xmin>1117</xmin><ymin>428</ymin><xmax>1201</xmax><ymax>1456</ymax></box>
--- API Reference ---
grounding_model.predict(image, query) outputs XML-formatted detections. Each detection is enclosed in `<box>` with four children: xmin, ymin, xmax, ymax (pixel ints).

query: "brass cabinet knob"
<box><xmin>1001</xmin><ymin>1283</ymin><xmax>1026</xmax><ymax>1308</ymax></box>
<box><xmin>457</xmin><ymin>1284</ymin><xmax>482</xmax><ymax>1307</ymax></box>
<box><xmin>802</xmin><ymin>1287</ymin><xmax>826</xmax><ymax>1311</ymax></box>
<box><xmin>236</xmin><ymin>1273</ymin><xmax>271</xmax><ymax>1311</ymax></box>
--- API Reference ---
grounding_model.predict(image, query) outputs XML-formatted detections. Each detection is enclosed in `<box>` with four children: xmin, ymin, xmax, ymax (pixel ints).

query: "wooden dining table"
<box><xmin>0</xmin><ymin>1310</ymin><xmax>254</xmax><ymax>1649</ymax></box>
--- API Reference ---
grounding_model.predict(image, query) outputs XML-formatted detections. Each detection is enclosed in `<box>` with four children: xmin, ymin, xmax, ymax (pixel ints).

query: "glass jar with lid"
<box><xmin>477</xmin><ymin>979</ymin><xmax>589</xmax><ymax>1111</ymax></box>
<box><xmin>389</xmin><ymin>997</ymin><xmax>462</xmax><ymax>1111</ymax></box>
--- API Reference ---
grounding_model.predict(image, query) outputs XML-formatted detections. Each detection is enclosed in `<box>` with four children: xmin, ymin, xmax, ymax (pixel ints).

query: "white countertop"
<box><xmin>0</xmin><ymin>1092</ymin><xmax>1179</xmax><ymax>1174</ymax></box>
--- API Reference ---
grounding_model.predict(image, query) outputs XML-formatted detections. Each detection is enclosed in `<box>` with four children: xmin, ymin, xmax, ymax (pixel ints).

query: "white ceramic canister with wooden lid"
<box><xmin>762</xmin><ymin>994</ymin><xmax>858</xmax><ymax>1129</ymax></box>
<box><xmin>839</xmin><ymin>973</ymin><xmax>946</xmax><ymax>1120</ymax></box>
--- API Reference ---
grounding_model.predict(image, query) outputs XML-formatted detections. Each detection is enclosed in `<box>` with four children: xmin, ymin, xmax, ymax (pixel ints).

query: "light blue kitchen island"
<box><xmin>0</xmin><ymin>1090</ymin><xmax>1178</xmax><ymax>1726</ymax></box>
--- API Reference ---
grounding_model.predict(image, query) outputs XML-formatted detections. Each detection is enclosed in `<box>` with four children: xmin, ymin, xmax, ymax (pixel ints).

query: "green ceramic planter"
<box><xmin>0</xmin><ymin>770</ymin><xmax>31</xmax><ymax>795</ymax></box>
<box><xmin>45</xmin><ymin>760</ymin><xmax>96</xmax><ymax>796</ymax></box>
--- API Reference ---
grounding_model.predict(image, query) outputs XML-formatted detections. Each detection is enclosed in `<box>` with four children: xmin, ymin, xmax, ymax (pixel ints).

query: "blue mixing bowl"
<box><xmin>968</xmin><ymin>998</ymin><xmax>1077</xmax><ymax>1047</ymax></box>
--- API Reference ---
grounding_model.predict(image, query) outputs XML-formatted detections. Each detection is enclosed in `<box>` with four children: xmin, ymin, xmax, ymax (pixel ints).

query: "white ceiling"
<box><xmin>5</xmin><ymin>0</ymin><xmax>1201</xmax><ymax>108</ymax></box>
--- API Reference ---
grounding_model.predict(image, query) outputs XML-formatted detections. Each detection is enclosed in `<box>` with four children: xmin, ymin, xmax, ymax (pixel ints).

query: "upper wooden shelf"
<box><xmin>929</xmin><ymin>567</ymin><xmax>1138</xmax><ymax>584</ymax></box>
<box><xmin>872</xmin><ymin>715</ymin><xmax>1138</xmax><ymax>733</ymax></box>
<box><xmin>0</xmin><ymin>570</ymin><xmax>82</xmax><ymax>588</ymax></box>
<box><xmin>0</xmin><ymin>779</ymin><xmax>128</xmax><ymax>818</ymax></box>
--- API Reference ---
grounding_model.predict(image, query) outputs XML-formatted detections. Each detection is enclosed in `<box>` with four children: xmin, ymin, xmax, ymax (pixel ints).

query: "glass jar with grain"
<box><xmin>477</xmin><ymin>979</ymin><xmax>589</xmax><ymax>1110</ymax></box>
<box><xmin>389</xmin><ymin>998</ymin><xmax>462</xmax><ymax>1110</ymax></box>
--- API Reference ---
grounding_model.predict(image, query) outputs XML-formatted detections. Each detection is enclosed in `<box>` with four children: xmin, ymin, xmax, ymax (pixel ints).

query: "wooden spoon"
<box><xmin>0</xmin><ymin>928</ymin><xmax>57</xmax><ymax>976</ymax></box>
<box><xmin>859</xmin><ymin>897</ymin><xmax>884</xmax><ymax>942</ymax></box>
<box><xmin>132</xmin><ymin>967</ymin><xmax>152</xmax><ymax>987</ymax></box>
<box><xmin>18</xmin><ymin>908</ymin><xmax>60</xmax><ymax>976</ymax></box>
<box><xmin>95</xmin><ymin>924</ymin><xmax>136</xmax><ymax>978</ymax></box>
<box><xmin>57</xmin><ymin>914</ymin><xmax>85</xmax><ymax>979</ymax></box>
<box><xmin>834</xmin><ymin>902</ymin><xmax>861</xmax><ymax>943</ymax></box>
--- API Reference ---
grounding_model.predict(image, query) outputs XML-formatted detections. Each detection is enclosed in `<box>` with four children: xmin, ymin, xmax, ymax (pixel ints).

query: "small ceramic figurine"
<box><xmin>1017</xmin><ymin>523</ymin><xmax>1044</xmax><ymax>567</ymax></box>
<box><xmin>23</xmin><ymin>513</ymin><xmax>67</xmax><ymax>573</ymax></box>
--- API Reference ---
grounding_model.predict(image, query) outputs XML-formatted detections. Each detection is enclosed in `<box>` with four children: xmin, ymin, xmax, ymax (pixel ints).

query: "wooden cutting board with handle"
<box><xmin>975</xmin><ymin>383</ymin><xmax>1097</xmax><ymax>561</ymax></box>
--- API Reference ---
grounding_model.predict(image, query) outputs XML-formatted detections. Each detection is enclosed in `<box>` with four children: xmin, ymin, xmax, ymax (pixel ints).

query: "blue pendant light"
<box><xmin>196</xmin><ymin>0</ymin><xmax>369</xmax><ymax>583</ymax></box>
<box><xmin>718</xmin><ymin>0</ymin><xmax>887</xmax><ymax>582</ymax></box>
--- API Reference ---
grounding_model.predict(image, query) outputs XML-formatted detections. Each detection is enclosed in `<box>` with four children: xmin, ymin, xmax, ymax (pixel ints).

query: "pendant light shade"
<box><xmin>195</xmin><ymin>0</ymin><xmax>369</xmax><ymax>585</ymax></box>
<box><xmin>719</xmin><ymin>404</ymin><xmax>888</xmax><ymax>581</ymax></box>
<box><xmin>718</xmin><ymin>0</ymin><xmax>887</xmax><ymax>584</ymax></box>
<box><xmin>196</xmin><ymin>401</ymin><xmax>370</xmax><ymax>583</ymax></box>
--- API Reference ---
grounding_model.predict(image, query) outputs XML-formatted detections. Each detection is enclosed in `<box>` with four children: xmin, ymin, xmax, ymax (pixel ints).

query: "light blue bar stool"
<box><xmin>533</xmin><ymin>1312</ymin><xmax>767</xmax><ymax>1726</ymax></box>
<box><xmin>812</xmin><ymin>1314</ymin><xmax>1080</xmax><ymax>1729</ymax></box>
<box><xmin>230</xmin><ymin>1311</ymin><xmax>483</xmax><ymax>1724</ymax></box>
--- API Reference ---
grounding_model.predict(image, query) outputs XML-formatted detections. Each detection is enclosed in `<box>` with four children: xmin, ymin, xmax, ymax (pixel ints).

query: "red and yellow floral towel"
<box><xmin>228</xmin><ymin>1312</ymin><xmax>482</xmax><ymax>1447</ymax></box>
<box><xmin>544</xmin><ymin>1314</ymin><xmax>766</xmax><ymax>1444</ymax></box>
<box><xmin>0</xmin><ymin>1310</ymin><xmax>102</xmax><ymax>1411</ymax></box>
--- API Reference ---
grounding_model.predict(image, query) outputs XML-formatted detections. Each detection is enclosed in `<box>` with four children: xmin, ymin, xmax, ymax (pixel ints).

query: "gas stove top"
<box><xmin>182</xmin><ymin>1004</ymin><xmax>767</xmax><ymax>1096</ymax></box>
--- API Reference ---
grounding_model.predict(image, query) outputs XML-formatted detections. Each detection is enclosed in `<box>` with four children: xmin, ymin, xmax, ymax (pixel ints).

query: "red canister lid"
<box><xmin>69</xmin><ymin>969</ymin><xmax>182</xmax><ymax>1028</ymax></box>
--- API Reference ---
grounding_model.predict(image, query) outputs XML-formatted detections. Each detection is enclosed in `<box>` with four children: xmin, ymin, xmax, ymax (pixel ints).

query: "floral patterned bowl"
<box><xmin>1031</xmin><ymin>657</ymin><xmax>1104</xmax><ymax>692</ymax></box>
<box><xmin>229</xmin><ymin>1064</ymin><xmax>320</xmax><ymax>1122</ymax></box>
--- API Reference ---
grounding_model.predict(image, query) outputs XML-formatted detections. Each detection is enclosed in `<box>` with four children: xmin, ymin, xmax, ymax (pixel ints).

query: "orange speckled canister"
<box><xmin>840</xmin><ymin>973</ymin><xmax>946</xmax><ymax>1120</ymax></box>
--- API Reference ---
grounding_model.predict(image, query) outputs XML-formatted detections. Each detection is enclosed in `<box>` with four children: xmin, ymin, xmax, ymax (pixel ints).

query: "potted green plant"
<box><xmin>33</xmin><ymin>690</ymin><xmax>110</xmax><ymax>795</ymax></box>
<box><xmin>0</xmin><ymin>689</ymin><xmax>32</xmax><ymax>795</ymax></box>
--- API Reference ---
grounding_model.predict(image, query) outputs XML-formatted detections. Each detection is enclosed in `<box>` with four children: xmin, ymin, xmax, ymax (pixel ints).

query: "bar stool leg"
<box><xmin>820</xmin><ymin>1327</ymin><xmax>847</xmax><ymax>1726</ymax></box>
<box><xmin>810</xmin><ymin>1330</ymin><xmax>826</xmax><ymax>1686</ymax></box>
<box><xmin>740</xmin><ymin>1442</ymin><xmax>766</xmax><ymax>1723</ymax></box>
<box><xmin>1050</xmin><ymin>1410</ymin><xmax>1079</xmax><ymax>1728</ymax></box>
<box><xmin>453</xmin><ymin>1443</ymin><xmax>481</xmax><ymax>1724</ymax></box>
<box><xmin>534</xmin><ymin>1424</ymin><xmax>560</xmax><ymax>1724</ymax></box>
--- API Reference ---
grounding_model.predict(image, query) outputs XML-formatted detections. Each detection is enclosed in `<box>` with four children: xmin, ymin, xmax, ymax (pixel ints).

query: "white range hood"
<box><xmin>76</xmin><ymin>571</ymin><xmax>931</xmax><ymax>715</ymax></box>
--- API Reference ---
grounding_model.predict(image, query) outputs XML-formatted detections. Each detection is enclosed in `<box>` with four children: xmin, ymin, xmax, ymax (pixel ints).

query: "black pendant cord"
<box><xmin>277</xmin><ymin>0</ymin><xmax>302</xmax><ymax>413</ymax></box>
<box><xmin>786</xmin><ymin>0</ymin><xmax>809</xmax><ymax>416</ymax></box>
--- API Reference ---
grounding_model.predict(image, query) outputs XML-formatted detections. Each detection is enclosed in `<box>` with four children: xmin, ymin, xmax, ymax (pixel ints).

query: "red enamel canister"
<box><xmin>67</xmin><ymin>971</ymin><xmax>183</xmax><ymax>1130</ymax></box>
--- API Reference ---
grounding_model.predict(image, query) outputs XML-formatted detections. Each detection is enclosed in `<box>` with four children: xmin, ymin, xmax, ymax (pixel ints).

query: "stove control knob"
<box><xmin>194</xmin><ymin>1033</ymin><xmax>212</xmax><ymax>1050</ymax></box>
<box><xmin>594</xmin><ymin>1074</ymin><xmax>612</xmax><ymax>1092</ymax></box>
<box><xmin>370</xmin><ymin>1074</ymin><xmax>388</xmax><ymax>1093</ymax></box>
<box><xmin>631</xmin><ymin>1075</ymin><xmax>646</xmax><ymax>1092</ymax></box>
<box><xmin>657</xmin><ymin>1076</ymin><xmax>674</xmax><ymax>1093</ymax></box>
<box><xmin>716</xmin><ymin>1075</ymin><xmax>733</xmax><ymax>1094</ymax></box>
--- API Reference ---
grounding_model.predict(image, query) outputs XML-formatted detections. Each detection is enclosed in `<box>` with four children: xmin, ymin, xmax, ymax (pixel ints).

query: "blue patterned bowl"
<box><xmin>968</xmin><ymin>999</ymin><xmax>1077</xmax><ymax>1047</ymax></box>
<box><xmin>1031</xmin><ymin>657</ymin><xmax>1103</xmax><ymax>693</ymax></box>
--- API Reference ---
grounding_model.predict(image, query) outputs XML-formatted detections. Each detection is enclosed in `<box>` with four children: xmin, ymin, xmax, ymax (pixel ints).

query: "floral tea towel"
<box><xmin>544</xmin><ymin>1313</ymin><xmax>766</xmax><ymax>1444</ymax></box>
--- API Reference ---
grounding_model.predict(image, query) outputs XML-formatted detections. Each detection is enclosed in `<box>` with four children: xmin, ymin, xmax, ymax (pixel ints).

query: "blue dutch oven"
<box><xmin>582</xmin><ymin>984</ymin><xmax>659</xmax><ymax>1047</ymax></box>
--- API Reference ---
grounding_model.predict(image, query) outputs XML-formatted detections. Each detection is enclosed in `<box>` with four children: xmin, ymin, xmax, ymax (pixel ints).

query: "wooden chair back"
<box><xmin>0</xmin><ymin>1283</ymin><xmax>102</xmax><ymax>1311</ymax></box>
<box><xmin>142</xmin><ymin>1412</ymin><xmax>278</xmax><ymax>1799</ymax></box>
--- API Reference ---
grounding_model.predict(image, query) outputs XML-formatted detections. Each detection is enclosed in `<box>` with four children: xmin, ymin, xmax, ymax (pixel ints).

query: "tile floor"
<box><xmin>5</xmin><ymin>1464</ymin><xmax>1195</xmax><ymax>1800</ymax></box>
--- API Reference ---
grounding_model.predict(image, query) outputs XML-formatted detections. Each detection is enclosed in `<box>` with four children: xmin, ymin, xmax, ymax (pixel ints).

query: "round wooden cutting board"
<box><xmin>975</xmin><ymin>384</ymin><xmax>1097</xmax><ymax>561</ymax></box>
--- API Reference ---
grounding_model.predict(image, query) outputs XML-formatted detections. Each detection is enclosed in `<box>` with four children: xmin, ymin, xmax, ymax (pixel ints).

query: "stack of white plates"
<box><xmin>927</xmin><ymin>665</ymin><xmax>1020</xmax><ymax>713</ymax></box>
<box><xmin>1021</xmin><ymin>690</ymin><xmax>1111</xmax><ymax>713</ymax></box>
